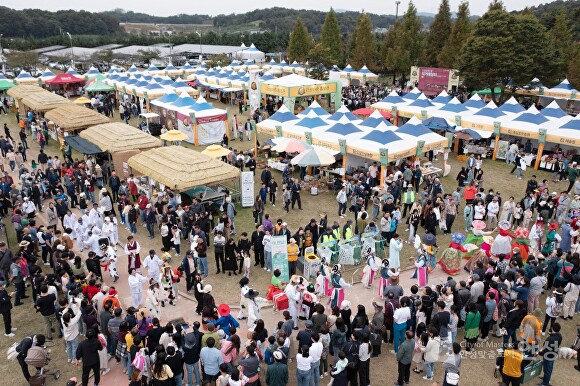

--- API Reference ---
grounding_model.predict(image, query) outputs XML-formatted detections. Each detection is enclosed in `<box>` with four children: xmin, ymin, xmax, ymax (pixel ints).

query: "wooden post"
<box><xmin>225</xmin><ymin>108</ymin><xmax>231</xmax><ymax>140</ymax></box>
<box><xmin>534</xmin><ymin>128</ymin><xmax>547</xmax><ymax>170</ymax></box>
<box><xmin>453</xmin><ymin>138</ymin><xmax>460</xmax><ymax>153</ymax></box>
<box><xmin>252</xmin><ymin>120</ymin><xmax>258</xmax><ymax>158</ymax></box>
<box><xmin>534</xmin><ymin>143</ymin><xmax>544</xmax><ymax>170</ymax></box>
<box><xmin>380</xmin><ymin>165</ymin><xmax>386</xmax><ymax>187</ymax></box>
<box><xmin>194</xmin><ymin>124</ymin><xmax>199</xmax><ymax>146</ymax></box>
<box><xmin>342</xmin><ymin>155</ymin><xmax>347</xmax><ymax>179</ymax></box>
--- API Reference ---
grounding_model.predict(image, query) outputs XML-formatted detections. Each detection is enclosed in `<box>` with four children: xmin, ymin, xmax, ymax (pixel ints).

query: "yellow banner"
<box><xmin>544</xmin><ymin>90</ymin><xmax>572</xmax><ymax>99</ymax></box>
<box><xmin>397</xmin><ymin>110</ymin><xmax>421</xmax><ymax>119</ymax></box>
<box><xmin>422</xmin><ymin>139</ymin><xmax>449</xmax><ymax>152</ymax></box>
<box><xmin>347</xmin><ymin>146</ymin><xmax>378</xmax><ymax>161</ymax></box>
<box><xmin>500</xmin><ymin>127</ymin><xmax>538</xmax><ymax>139</ymax></box>
<box><xmin>312</xmin><ymin>138</ymin><xmax>339</xmax><ymax>151</ymax></box>
<box><xmin>546</xmin><ymin>133</ymin><xmax>578</xmax><ymax>146</ymax></box>
<box><xmin>460</xmin><ymin>120</ymin><xmax>494</xmax><ymax>132</ymax></box>
<box><xmin>259</xmin><ymin>83</ymin><xmax>288</xmax><ymax>96</ymax></box>
<box><xmin>256</xmin><ymin>124</ymin><xmax>277</xmax><ymax>136</ymax></box>
<box><xmin>284</xmin><ymin>132</ymin><xmax>306</xmax><ymax>140</ymax></box>
<box><xmin>289</xmin><ymin>83</ymin><xmax>337</xmax><ymax>97</ymax></box>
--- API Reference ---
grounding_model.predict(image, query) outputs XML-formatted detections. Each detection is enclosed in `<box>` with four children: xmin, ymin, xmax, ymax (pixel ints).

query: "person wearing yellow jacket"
<box><xmin>287</xmin><ymin>238</ymin><xmax>299</xmax><ymax>276</ymax></box>
<box><xmin>342</xmin><ymin>219</ymin><xmax>354</xmax><ymax>240</ymax></box>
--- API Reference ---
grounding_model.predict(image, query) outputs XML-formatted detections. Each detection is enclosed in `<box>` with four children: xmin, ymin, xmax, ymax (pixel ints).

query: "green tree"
<box><xmin>383</xmin><ymin>2</ymin><xmax>424</xmax><ymax>82</ymax></box>
<box><xmin>320</xmin><ymin>8</ymin><xmax>344</xmax><ymax>66</ymax></box>
<box><xmin>424</xmin><ymin>0</ymin><xmax>452</xmax><ymax>66</ymax></box>
<box><xmin>348</xmin><ymin>12</ymin><xmax>376</xmax><ymax>70</ymax></box>
<box><xmin>437</xmin><ymin>1</ymin><xmax>471</xmax><ymax>68</ymax></box>
<box><xmin>459</xmin><ymin>7</ymin><xmax>554</xmax><ymax>104</ymax></box>
<box><xmin>5</xmin><ymin>51</ymin><xmax>40</xmax><ymax>71</ymax></box>
<box><xmin>287</xmin><ymin>18</ymin><xmax>314</xmax><ymax>63</ymax></box>
<box><xmin>92</xmin><ymin>49</ymin><xmax>115</xmax><ymax>66</ymax></box>
<box><xmin>137</xmin><ymin>49</ymin><xmax>160</xmax><ymax>65</ymax></box>
<box><xmin>205</xmin><ymin>53</ymin><xmax>229</xmax><ymax>69</ymax></box>
<box><xmin>568</xmin><ymin>42</ymin><xmax>580</xmax><ymax>87</ymax></box>
<box><xmin>306</xmin><ymin>44</ymin><xmax>334</xmax><ymax>80</ymax></box>
<box><xmin>549</xmin><ymin>10</ymin><xmax>573</xmax><ymax>79</ymax></box>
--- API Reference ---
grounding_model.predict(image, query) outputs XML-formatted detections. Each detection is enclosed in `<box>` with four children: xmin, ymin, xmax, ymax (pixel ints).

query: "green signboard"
<box><xmin>271</xmin><ymin>236</ymin><xmax>289</xmax><ymax>282</ymax></box>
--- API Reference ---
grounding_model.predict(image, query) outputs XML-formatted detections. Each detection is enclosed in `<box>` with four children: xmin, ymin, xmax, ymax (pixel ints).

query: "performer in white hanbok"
<box><xmin>142</xmin><ymin>250</ymin><xmax>163</xmax><ymax>283</ymax></box>
<box><xmin>63</xmin><ymin>210</ymin><xmax>77</xmax><ymax>237</ymax></box>
<box><xmin>238</xmin><ymin>277</ymin><xmax>250</xmax><ymax>320</ymax></box>
<box><xmin>128</xmin><ymin>268</ymin><xmax>148</xmax><ymax>308</ymax></box>
<box><xmin>529</xmin><ymin>218</ymin><xmax>544</xmax><ymax>256</ymax></box>
<box><xmin>108</xmin><ymin>214</ymin><xmax>119</xmax><ymax>248</ymax></box>
<box><xmin>74</xmin><ymin>218</ymin><xmax>87</xmax><ymax>246</ymax></box>
<box><xmin>145</xmin><ymin>281</ymin><xmax>161</xmax><ymax>318</ymax></box>
<box><xmin>284</xmin><ymin>275</ymin><xmax>303</xmax><ymax>326</ymax></box>
<box><xmin>101</xmin><ymin>243</ymin><xmax>119</xmax><ymax>282</ymax></box>
<box><xmin>330</xmin><ymin>264</ymin><xmax>351</xmax><ymax>308</ymax></box>
<box><xmin>101</xmin><ymin>217</ymin><xmax>115</xmax><ymax>246</ymax></box>
<box><xmin>245</xmin><ymin>289</ymin><xmax>267</xmax><ymax>330</ymax></box>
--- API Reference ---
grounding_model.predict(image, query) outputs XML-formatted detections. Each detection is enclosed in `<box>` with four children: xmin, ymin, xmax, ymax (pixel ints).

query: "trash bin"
<box><xmin>521</xmin><ymin>360</ymin><xmax>543</xmax><ymax>383</ymax></box>
<box><xmin>302</xmin><ymin>250</ymin><xmax>320</xmax><ymax>279</ymax></box>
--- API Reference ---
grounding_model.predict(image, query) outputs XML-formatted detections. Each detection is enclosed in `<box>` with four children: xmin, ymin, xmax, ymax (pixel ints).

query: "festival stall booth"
<box><xmin>541</xmin><ymin>100</ymin><xmax>569</xmax><ymax>121</ymax></box>
<box><xmin>456</xmin><ymin>101</ymin><xmax>512</xmax><ymax>160</ymax></box>
<box><xmin>80</xmin><ymin>122</ymin><xmax>162</xmax><ymax>178</ymax></box>
<box><xmin>150</xmin><ymin>93</ymin><xmax>227</xmax><ymax>146</ymax></box>
<box><xmin>127</xmin><ymin>146</ymin><xmax>241</xmax><ymax>205</ymax></box>
<box><xmin>40</xmin><ymin>69</ymin><xmax>56</xmax><ymax>83</ymax></box>
<box><xmin>85</xmin><ymin>79</ymin><xmax>116</xmax><ymax>93</ymax></box>
<box><xmin>44</xmin><ymin>73</ymin><xmax>86</xmax><ymax>96</ymax></box>
<box><xmin>44</xmin><ymin>104</ymin><xmax>110</xmax><ymax>144</ymax></box>
<box><xmin>370</xmin><ymin>90</ymin><xmax>408</xmax><ymax>124</ymax></box>
<box><xmin>83</xmin><ymin>66</ymin><xmax>102</xmax><ymax>79</ymax></box>
<box><xmin>349</xmin><ymin>65</ymin><xmax>378</xmax><ymax>85</ymax></box>
<box><xmin>283</xmin><ymin>61</ymin><xmax>306</xmax><ymax>75</ymax></box>
<box><xmin>0</xmin><ymin>76</ymin><xmax>14</xmax><ymax>92</ymax></box>
<box><xmin>7</xmin><ymin>85</ymin><xmax>45</xmax><ymax>112</ymax></box>
<box><xmin>238</xmin><ymin>43</ymin><xmax>266</xmax><ymax>63</ymax></box>
<box><xmin>430</xmin><ymin>90</ymin><xmax>453</xmax><ymax>108</ymax></box>
<box><xmin>497</xmin><ymin>96</ymin><xmax>526</xmax><ymax>116</ymax></box>
<box><xmin>20</xmin><ymin>89</ymin><xmax>71</xmax><ymax>113</ymax></box>
<box><xmin>15</xmin><ymin>70</ymin><xmax>39</xmax><ymax>85</ymax></box>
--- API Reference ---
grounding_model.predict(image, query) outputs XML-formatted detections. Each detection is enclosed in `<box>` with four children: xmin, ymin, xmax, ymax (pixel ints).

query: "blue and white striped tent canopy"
<box><xmin>289</xmin><ymin>61</ymin><xmax>302</xmax><ymax>69</ymax></box>
<box><xmin>16</xmin><ymin>70</ymin><xmax>34</xmax><ymax>79</ymax></box>
<box><xmin>151</xmin><ymin>91</ymin><xmax>179</xmax><ymax>107</ymax></box>
<box><xmin>260</xmin><ymin>74</ymin><xmax>275</xmax><ymax>81</ymax></box>
<box><xmin>381</xmin><ymin>91</ymin><xmax>406</xmax><ymax>104</ymax></box>
<box><xmin>41</xmin><ymin>68</ymin><xmax>56</xmax><ymax>80</ymax></box>
<box><xmin>267</xmin><ymin>105</ymin><xmax>298</xmax><ymax>123</ymax></box>
<box><xmin>463</xmin><ymin>94</ymin><xmax>486</xmax><ymax>111</ymax></box>
<box><xmin>171</xmin><ymin>92</ymin><xmax>197</xmax><ymax>108</ymax></box>
<box><xmin>559</xmin><ymin>115</ymin><xmax>580</xmax><ymax>130</ymax></box>
<box><xmin>295</xmin><ymin>117</ymin><xmax>329</xmax><ymax>129</ymax></box>
<box><xmin>189</xmin><ymin>96</ymin><xmax>213</xmax><ymax>112</ymax></box>
<box><xmin>541</xmin><ymin>100</ymin><xmax>568</xmax><ymax>120</ymax></box>
<box><xmin>164</xmin><ymin>64</ymin><xmax>177</xmax><ymax>71</ymax></box>
<box><xmin>146</xmin><ymin>65</ymin><xmax>159</xmax><ymax>73</ymax></box>
<box><xmin>327</xmin><ymin>105</ymin><xmax>361</xmax><ymax>122</ymax></box>
<box><xmin>66</xmin><ymin>67</ymin><xmax>81</xmax><ymax>76</ymax></box>
<box><xmin>127</xmin><ymin>65</ymin><xmax>139</xmax><ymax>73</ymax></box>
<box><xmin>299</xmin><ymin>101</ymin><xmax>330</xmax><ymax>118</ymax></box>
<box><xmin>407</xmin><ymin>93</ymin><xmax>435</xmax><ymax>109</ymax></box>
<box><xmin>498</xmin><ymin>97</ymin><xmax>525</xmax><ymax>115</ymax></box>
<box><xmin>473</xmin><ymin>101</ymin><xmax>506</xmax><ymax>119</ymax></box>
<box><xmin>85</xmin><ymin>67</ymin><xmax>101</xmax><ymax>76</ymax></box>
<box><xmin>357</xmin><ymin>65</ymin><xmax>373</xmax><ymax>74</ymax></box>
<box><xmin>431</xmin><ymin>90</ymin><xmax>452</xmax><ymax>106</ymax></box>
<box><xmin>437</xmin><ymin>97</ymin><xmax>469</xmax><ymax>113</ymax></box>
<box><xmin>502</xmin><ymin>105</ymin><xmax>548</xmax><ymax>136</ymax></box>
<box><xmin>342</xmin><ymin>64</ymin><xmax>356</xmax><ymax>73</ymax></box>
<box><xmin>324</xmin><ymin>122</ymin><xmax>363</xmax><ymax>136</ymax></box>
<box><xmin>182</xmin><ymin>62</ymin><xmax>194</xmax><ymax>70</ymax></box>
<box><xmin>402</xmin><ymin>88</ymin><xmax>422</xmax><ymax>101</ymax></box>
<box><xmin>360</xmin><ymin>110</ymin><xmax>394</xmax><ymax>128</ymax></box>
<box><xmin>396</xmin><ymin>116</ymin><xmax>434</xmax><ymax>137</ymax></box>
<box><xmin>551</xmin><ymin>78</ymin><xmax>575</xmax><ymax>90</ymax></box>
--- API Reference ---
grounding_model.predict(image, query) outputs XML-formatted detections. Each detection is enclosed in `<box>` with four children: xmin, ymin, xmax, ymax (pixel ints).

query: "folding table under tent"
<box><xmin>64</xmin><ymin>135</ymin><xmax>103</xmax><ymax>155</ymax></box>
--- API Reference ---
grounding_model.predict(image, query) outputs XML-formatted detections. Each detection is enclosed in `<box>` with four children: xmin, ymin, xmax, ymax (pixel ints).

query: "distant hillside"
<box><xmin>521</xmin><ymin>0</ymin><xmax>580</xmax><ymax>39</ymax></box>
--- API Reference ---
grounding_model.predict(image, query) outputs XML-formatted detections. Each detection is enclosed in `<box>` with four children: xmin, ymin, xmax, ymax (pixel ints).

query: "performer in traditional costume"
<box><xmin>299</xmin><ymin>284</ymin><xmax>318</xmax><ymax>320</ymax></box>
<box><xmin>491</xmin><ymin>221</ymin><xmax>514</xmax><ymax>256</ymax></box>
<box><xmin>438</xmin><ymin>232</ymin><xmax>467</xmax><ymax>275</ymax></box>
<box><xmin>361</xmin><ymin>246</ymin><xmax>380</xmax><ymax>289</ymax></box>
<box><xmin>238</xmin><ymin>277</ymin><xmax>250</xmax><ymax>320</ymax></box>
<box><xmin>378</xmin><ymin>259</ymin><xmax>390</xmax><ymax>298</ymax></box>
<box><xmin>542</xmin><ymin>222</ymin><xmax>561</xmax><ymax>255</ymax></box>
<box><xmin>159</xmin><ymin>262</ymin><xmax>176</xmax><ymax>306</ymax></box>
<box><xmin>315</xmin><ymin>258</ymin><xmax>331</xmax><ymax>298</ymax></box>
<box><xmin>411</xmin><ymin>249</ymin><xmax>429</xmax><ymax>287</ymax></box>
<box><xmin>124</xmin><ymin>235</ymin><xmax>141</xmax><ymax>271</ymax></box>
<box><xmin>101</xmin><ymin>243</ymin><xmax>119</xmax><ymax>282</ymax></box>
<box><xmin>245</xmin><ymin>290</ymin><xmax>263</xmax><ymax>330</ymax></box>
<box><xmin>511</xmin><ymin>227</ymin><xmax>531</xmax><ymax>262</ymax></box>
<box><xmin>463</xmin><ymin>220</ymin><xmax>495</xmax><ymax>258</ymax></box>
<box><xmin>145</xmin><ymin>280</ymin><xmax>161</xmax><ymax>318</ymax></box>
<box><xmin>464</xmin><ymin>236</ymin><xmax>494</xmax><ymax>273</ymax></box>
<box><xmin>284</xmin><ymin>275</ymin><xmax>303</xmax><ymax>326</ymax></box>
<box><xmin>529</xmin><ymin>219</ymin><xmax>544</xmax><ymax>256</ymax></box>
<box><xmin>330</xmin><ymin>264</ymin><xmax>351</xmax><ymax>309</ymax></box>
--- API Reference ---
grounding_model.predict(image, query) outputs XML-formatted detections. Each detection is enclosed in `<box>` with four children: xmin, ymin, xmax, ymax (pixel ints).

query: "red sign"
<box><xmin>416</xmin><ymin>67</ymin><xmax>450</xmax><ymax>96</ymax></box>
<box><xmin>196</xmin><ymin>114</ymin><xmax>227</xmax><ymax>124</ymax></box>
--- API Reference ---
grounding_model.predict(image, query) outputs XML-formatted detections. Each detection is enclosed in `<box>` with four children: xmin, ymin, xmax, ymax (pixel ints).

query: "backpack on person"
<box><xmin>343</xmin><ymin>341</ymin><xmax>360</xmax><ymax>369</ymax></box>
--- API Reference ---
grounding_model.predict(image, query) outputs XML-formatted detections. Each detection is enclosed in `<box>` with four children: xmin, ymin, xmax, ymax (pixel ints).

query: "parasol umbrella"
<box><xmin>73</xmin><ymin>97</ymin><xmax>91</xmax><ymax>104</ymax></box>
<box><xmin>352</xmin><ymin>107</ymin><xmax>374</xmax><ymax>116</ymax></box>
<box><xmin>201</xmin><ymin>144</ymin><xmax>231</xmax><ymax>158</ymax></box>
<box><xmin>451</xmin><ymin>232</ymin><xmax>466</xmax><ymax>244</ymax></box>
<box><xmin>271</xmin><ymin>138</ymin><xmax>312</xmax><ymax>153</ymax></box>
<box><xmin>379</xmin><ymin>110</ymin><xmax>393</xmax><ymax>119</ymax></box>
<box><xmin>422</xmin><ymin>233</ymin><xmax>437</xmax><ymax>246</ymax></box>
<box><xmin>290</xmin><ymin>148</ymin><xmax>335</xmax><ymax>167</ymax></box>
<box><xmin>160</xmin><ymin>130</ymin><xmax>188</xmax><ymax>142</ymax></box>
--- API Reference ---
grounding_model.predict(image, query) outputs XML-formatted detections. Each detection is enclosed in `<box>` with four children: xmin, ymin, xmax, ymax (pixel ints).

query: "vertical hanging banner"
<box><xmin>271</xmin><ymin>236</ymin><xmax>289</xmax><ymax>282</ymax></box>
<box><xmin>240</xmin><ymin>171</ymin><xmax>255</xmax><ymax>208</ymax></box>
<box><xmin>248</xmin><ymin>70</ymin><xmax>260</xmax><ymax>114</ymax></box>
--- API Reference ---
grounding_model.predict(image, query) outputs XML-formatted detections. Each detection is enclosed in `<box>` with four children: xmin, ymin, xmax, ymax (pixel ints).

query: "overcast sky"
<box><xmin>2</xmin><ymin>0</ymin><xmax>549</xmax><ymax>17</ymax></box>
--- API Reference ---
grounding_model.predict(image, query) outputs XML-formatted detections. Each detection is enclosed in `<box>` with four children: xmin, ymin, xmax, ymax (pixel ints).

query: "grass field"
<box><xmin>0</xmin><ymin>104</ymin><xmax>578</xmax><ymax>386</ymax></box>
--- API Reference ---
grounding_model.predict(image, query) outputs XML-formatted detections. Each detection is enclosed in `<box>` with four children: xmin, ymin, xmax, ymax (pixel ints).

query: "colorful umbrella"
<box><xmin>352</xmin><ymin>107</ymin><xmax>373</xmax><ymax>116</ymax></box>
<box><xmin>451</xmin><ymin>232</ymin><xmax>466</xmax><ymax>244</ymax></box>
<box><xmin>201</xmin><ymin>144</ymin><xmax>231</xmax><ymax>158</ymax></box>
<box><xmin>290</xmin><ymin>148</ymin><xmax>335</xmax><ymax>167</ymax></box>
<box><xmin>271</xmin><ymin>138</ymin><xmax>312</xmax><ymax>153</ymax></box>
<box><xmin>73</xmin><ymin>97</ymin><xmax>91</xmax><ymax>104</ymax></box>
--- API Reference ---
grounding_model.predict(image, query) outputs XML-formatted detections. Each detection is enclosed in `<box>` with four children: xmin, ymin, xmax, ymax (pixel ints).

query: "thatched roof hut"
<box><xmin>45</xmin><ymin>105</ymin><xmax>110</xmax><ymax>131</ymax></box>
<box><xmin>79</xmin><ymin>123</ymin><xmax>162</xmax><ymax>153</ymax></box>
<box><xmin>21</xmin><ymin>91</ymin><xmax>71</xmax><ymax>112</ymax></box>
<box><xmin>127</xmin><ymin>146</ymin><xmax>240</xmax><ymax>191</ymax></box>
<box><xmin>6</xmin><ymin>85</ymin><xmax>44</xmax><ymax>100</ymax></box>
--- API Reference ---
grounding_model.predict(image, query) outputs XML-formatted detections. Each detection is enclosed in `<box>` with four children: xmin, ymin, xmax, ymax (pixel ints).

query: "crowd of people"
<box><xmin>0</xmin><ymin>98</ymin><xmax>579</xmax><ymax>386</ymax></box>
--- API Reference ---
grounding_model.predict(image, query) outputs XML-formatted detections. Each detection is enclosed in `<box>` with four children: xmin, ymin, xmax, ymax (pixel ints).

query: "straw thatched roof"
<box><xmin>21</xmin><ymin>91</ymin><xmax>71</xmax><ymax>112</ymax></box>
<box><xmin>45</xmin><ymin>105</ymin><xmax>110</xmax><ymax>131</ymax></box>
<box><xmin>79</xmin><ymin>122</ymin><xmax>162</xmax><ymax>153</ymax></box>
<box><xmin>7</xmin><ymin>85</ymin><xmax>45</xmax><ymax>100</ymax></box>
<box><xmin>128</xmin><ymin>146</ymin><xmax>240</xmax><ymax>191</ymax></box>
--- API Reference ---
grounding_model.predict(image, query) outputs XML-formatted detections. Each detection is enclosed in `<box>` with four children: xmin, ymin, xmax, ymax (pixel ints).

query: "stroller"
<box><xmin>25</xmin><ymin>345</ymin><xmax>61</xmax><ymax>386</ymax></box>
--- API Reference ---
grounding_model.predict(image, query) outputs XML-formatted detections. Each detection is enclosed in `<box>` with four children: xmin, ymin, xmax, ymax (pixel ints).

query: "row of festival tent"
<box><xmin>371</xmin><ymin>84</ymin><xmax>580</xmax><ymax>145</ymax></box>
<box><xmin>255</xmin><ymin>101</ymin><xmax>449</xmax><ymax>163</ymax></box>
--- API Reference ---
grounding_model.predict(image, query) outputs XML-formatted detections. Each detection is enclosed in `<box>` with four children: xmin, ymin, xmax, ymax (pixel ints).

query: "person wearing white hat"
<box><xmin>330</xmin><ymin>264</ymin><xmax>351</xmax><ymax>309</ymax></box>
<box><xmin>284</xmin><ymin>275</ymin><xmax>303</xmax><ymax>327</ymax></box>
<box><xmin>128</xmin><ymin>267</ymin><xmax>148</xmax><ymax>308</ymax></box>
<box><xmin>63</xmin><ymin>209</ymin><xmax>77</xmax><ymax>239</ymax></box>
<box><xmin>101</xmin><ymin>243</ymin><xmax>119</xmax><ymax>283</ymax></box>
<box><xmin>101</xmin><ymin>217</ymin><xmax>115</xmax><ymax>248</ymax></box>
